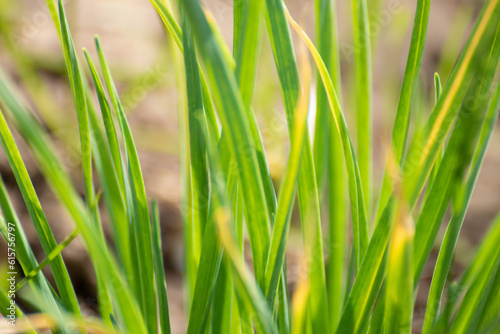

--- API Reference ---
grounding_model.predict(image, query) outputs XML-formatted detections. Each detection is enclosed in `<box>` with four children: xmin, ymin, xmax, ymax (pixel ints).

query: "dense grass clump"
<box><xmin>1</xmin><ymin>0</ymin><xmax>500</xmax><ymax>333</ymax></box>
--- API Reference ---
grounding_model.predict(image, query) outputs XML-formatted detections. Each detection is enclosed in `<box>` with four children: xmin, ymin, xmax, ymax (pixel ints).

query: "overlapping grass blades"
<box><xmin>0</xmin><ymin>75</ymin><xmax>147</xmax><ymax>333</ymax></box>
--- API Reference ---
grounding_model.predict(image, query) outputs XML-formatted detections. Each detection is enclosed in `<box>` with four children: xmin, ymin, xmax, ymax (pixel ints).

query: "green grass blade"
<box><xmin>57</xmin><ymin>0</ymin><xmax>94</xmax><ymax>207</ymax></box>
<box><xmin>290</xmin><ymin>281</ymin><xmax>309</xmax><ymax>334</ymax></box>
<box><xmin>16</xmin><ymin>229</ymin><xmax>79</xmax><ymax>291</ymax></box>
<box><xmin>151</xmin><ymin>199</ymin><xmax>172</xmax><ymax>334</ymax></box>
<box><xmin>313</xmin><ymin>0</ymin><xmax>342</xmax><ymax>188</ymax></box>
<box><xmin>178</xmin><ymin>5</ymin><xmax>225</xmax><ymax>332</ymax></box>
<box><xmin>352</xmin><ymin>0</ymin><xmax>373</xmax><ymax>219</ymax></box>
<box><xmin>474</xmin><ymin>258</ymin><xmax>500</xmax><ymax>332</ymax></box>
<box><xmin>83</xmin><ymin>49</ymin><xmax>125</xmax><ymax>194</ymax></box>
<box><xmin>211</xmin><ymin>261</ymin><xmax>233</xmax><ymax>334</ymax></box>
<box><xmin>327</xmin><ymin>130</ymin><xmax>348</xmax><ymax>329</ymax></box>
<box><xmin>148</xmin><ymin>0</ymin><xmax>221</xmax><ymax>145</ymax></box>
<box><xmin>233</xmin><ymin>0</ymin><xmax>277</xmax><ymax>219</ymax></box>
<box><xmin>56</xmin><ymin>2</ymin><xmax>121</xmax><ymax>322</ymax></box>
<box><xmin>367</xmin><ymin>284</ymin><xmax>386</xmax><ymax>334</ymax></box>
<box><xmin>234</xmin><ymin>0</ymin><xmax>262</xmax><ymax>106</ymax></box>
<box><xmin>179</xmin><ymin>5</ymin><xmax>210</xmax><ymax>305</ymax></box>
<box><xmin>312</xmin><ymin>0</ymin><xmax>347</xmax><ymax>328</ymax></box>
<box><xmin>460</xmin><ymin>211</ymin><xmax>500</xmax><ymax>293</ymax></box>
<box><xmin>83</xmin><ymin>50</ymin><xmax>133</xmax><ymax>282</ymax></box>
<box><xmin>434</xmin><ymin>73</ymin><xmax>443</xmax><ymax>105</ymax></box>
<box><xmin>377</xmin><ymin>0</ymin><xmax>431</xmax><ymax>218</ymax></box>
<box><xmin>149</xmin><ymin>0</ymin><xmax>182</xmax><ymax>48</ymax></box>
<box><xmin>426</xmin><ymin>72</ymin><xmax>444</xmax><ymax>189</ymax></box>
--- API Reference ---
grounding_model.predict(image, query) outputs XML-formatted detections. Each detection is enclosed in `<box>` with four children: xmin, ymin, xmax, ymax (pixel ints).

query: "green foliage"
<box><xmin>0</xmin><ymin>0</ymin><xmax>499</xmax><ymax>333</ymax></box>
